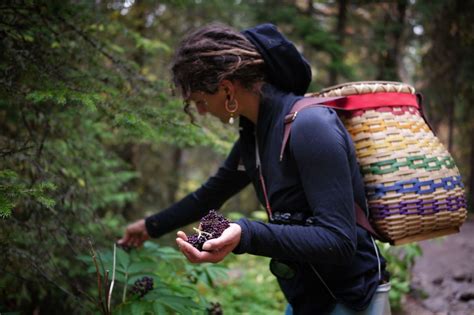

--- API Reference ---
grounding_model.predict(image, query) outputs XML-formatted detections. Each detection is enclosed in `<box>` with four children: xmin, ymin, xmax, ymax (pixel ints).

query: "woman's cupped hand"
<box><xmin>176</xmin><ymin>223</ymin><xmax>242</xmax><ymax>263</ymax></box>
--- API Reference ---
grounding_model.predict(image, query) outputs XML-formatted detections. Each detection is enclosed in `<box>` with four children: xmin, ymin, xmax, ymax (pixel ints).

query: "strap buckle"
<box><xmin>284</xmin><ymin>111</ymin><xmax>298</xmax><ymax>124</ymax></box>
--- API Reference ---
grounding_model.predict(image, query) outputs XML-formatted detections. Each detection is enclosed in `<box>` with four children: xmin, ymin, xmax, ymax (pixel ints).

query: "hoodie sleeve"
<box><xmin>234</xmin><ymin>107</ymin><xmax>357</xmax><ymax>264</ymax></box>
<box><xmin>145</xmin><ymin>139</ymin><xmax>251</xmax><ymax>238</ymax></box>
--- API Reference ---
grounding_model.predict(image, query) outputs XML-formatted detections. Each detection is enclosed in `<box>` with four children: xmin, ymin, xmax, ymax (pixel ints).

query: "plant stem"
<box><xmin>122</xmin><ymin>272</ymin><xmax>128</xmax><ymax>303</ymax></box>
<box><xmin>108</xmin><ymin>243</ymin><xmax>116</xmax><ymax>313</ymax></box>
<box><xmin>90</xmin><ymin>241</ymin><xmax>107</xmax><ymax>315</ymax></box>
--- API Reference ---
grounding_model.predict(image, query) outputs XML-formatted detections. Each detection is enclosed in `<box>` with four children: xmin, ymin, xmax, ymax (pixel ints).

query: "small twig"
<box><xmin>104</xmin><ymin>269</ymin><xmax>109</xmax><ymax>309</ymax></box>
<box><xmin>107</xmin><ymin>243</ymin><xmax>117</xmax><ymax>313</ymax></box>
<box><xmin>90</xmin><ymin>241</ymin><xmax>107</xmax><ymax>315</ymax></box>
<box><xmin>36</xmin><ymin>119</ymin><xmax>49</xmax><ymax>160</ymax></box>
<box><xmin>193</xmin><ymin>227</ymin><xmax>213</xmax><ymax>239</ymax></box>
<box><xmin>0</xmin><ymin>143</ymin><xmax>34</xmax><ymax>158</ymax></box>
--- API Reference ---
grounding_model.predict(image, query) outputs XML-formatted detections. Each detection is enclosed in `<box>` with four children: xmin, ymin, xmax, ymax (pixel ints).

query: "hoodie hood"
<box><xmin>242</xmin><ymin>23</ymin><xmax>312</xmax><ymax>96</ymax></box>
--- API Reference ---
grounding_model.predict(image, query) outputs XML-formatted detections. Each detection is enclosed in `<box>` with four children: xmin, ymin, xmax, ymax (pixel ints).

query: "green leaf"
<box><xmin>116</xmin><ymin>248</ymin><xmax>131</xmax><ymax>271</ymax></box>
<box><xmin>127</xmin><ymin>262</ymin><xmax>158</xmax><ymax>274</ymax></box>
<box><xmin>152</xmin><ymin>301</ymin><xmax>169</xmax><ymax>315</ymax></box>
<box><xmin>157</xmin><ymin>295</ymin><xmax>200</xmax><ymax>314</ymax></box>
<box><xmin>155</xmin><ymin>246</ymin><xmax>184</xmax><ymax>260</ymax></box>
<box><xmin>130</xmin><ymin>301</ymin><xmax>152</xmax><ymax>315</ymax></box>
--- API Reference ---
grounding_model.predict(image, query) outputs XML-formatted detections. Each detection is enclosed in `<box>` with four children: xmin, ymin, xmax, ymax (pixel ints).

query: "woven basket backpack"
<box><xmin>281</xmin><ymin>81</ymin><xmax>468</xmax><ymax>245</ymax></box>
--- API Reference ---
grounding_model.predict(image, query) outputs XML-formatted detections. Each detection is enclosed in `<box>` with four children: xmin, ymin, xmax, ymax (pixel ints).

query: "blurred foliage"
<box><xmin>378</xmin><ymin>242</ymin><xmax>423</xmax><ymax>311</ymax></box>
<box><xmin>1</xmin><ymin>0</ymin><xmax>473</xmax><ymax>314</ymax></box>
<box><xmin>204</xmin><ymin>254</ymin><xmax>286</xmax><ymax>315</ymax></box>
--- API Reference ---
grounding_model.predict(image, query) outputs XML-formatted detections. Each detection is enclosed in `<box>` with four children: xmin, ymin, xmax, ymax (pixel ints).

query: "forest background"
<box><xmin>1</xmin><ymin>0</ymin><xmax>473</xmax><ymax>314</ymax></box>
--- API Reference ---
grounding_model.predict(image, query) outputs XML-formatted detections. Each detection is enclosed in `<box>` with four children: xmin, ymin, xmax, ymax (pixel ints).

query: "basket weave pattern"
<box><xmin>316</xmin><ymin>82</ymin><xmax>468</xmax><ymax>243</ymax></box>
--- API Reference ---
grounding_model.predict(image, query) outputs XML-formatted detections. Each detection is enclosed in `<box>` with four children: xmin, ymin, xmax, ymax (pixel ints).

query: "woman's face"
<box><xmin>187</xmin><ymin>87</ymin><xmax>231</xmax><ymax>123</ymax></box>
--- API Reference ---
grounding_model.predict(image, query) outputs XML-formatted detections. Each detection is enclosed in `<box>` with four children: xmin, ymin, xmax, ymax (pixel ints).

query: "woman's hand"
<box><xmin>176</xmin><ymin>223</ymin><xmax>242</xmax><ymax>263</ymax></box>
<box><xmin>117</xmin><ymin>219</ymin><xmax>150</xmax><ymax>248</ymax></box>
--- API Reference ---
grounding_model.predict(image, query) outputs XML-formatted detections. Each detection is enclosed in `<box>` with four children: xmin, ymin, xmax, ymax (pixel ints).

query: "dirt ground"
<box><xmin>396</xmin><ymin>216</ymin><xmax>474</xmax><ymax>315</ymax></box>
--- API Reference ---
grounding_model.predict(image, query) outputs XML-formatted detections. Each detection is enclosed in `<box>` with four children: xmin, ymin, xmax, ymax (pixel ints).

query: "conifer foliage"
<box><xmin>0</xmin><ymin>1</ymin><xmax>210</xmax><ymax>312</ymax></box>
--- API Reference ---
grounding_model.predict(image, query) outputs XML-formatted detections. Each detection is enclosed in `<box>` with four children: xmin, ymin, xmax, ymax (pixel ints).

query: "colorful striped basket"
<box><xmin>313</xmin><ymin>81</ymin><xmax>468</xmax><ymax>245</ymax></box>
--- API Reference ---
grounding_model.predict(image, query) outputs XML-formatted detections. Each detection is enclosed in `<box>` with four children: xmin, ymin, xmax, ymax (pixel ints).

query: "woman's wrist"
<box><xmin>232</xmin><ymin>218</ymin><xmax>250</xmax><ymax>254</ymax></box>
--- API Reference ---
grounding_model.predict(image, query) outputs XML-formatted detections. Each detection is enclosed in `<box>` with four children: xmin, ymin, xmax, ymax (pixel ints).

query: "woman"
<box><xmin>119</xmin><ymin>23</ymin><xmax>390</xmax><ymax>314</ymax></box>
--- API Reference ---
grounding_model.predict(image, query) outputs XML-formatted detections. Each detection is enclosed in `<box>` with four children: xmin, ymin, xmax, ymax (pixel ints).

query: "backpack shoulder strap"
<box><xmin>281</xmin><ymin>96</ymin><xmax>389</xmax><ymax>242</ymax></box>
<box><xmin>280</xmin><ymin>96</ymin><xmax>343</xmax><ymax>161</ymax></box>
<box><xmin>355</xmin><ymin>203</ymin><xmax>388</xmax><ymax>242</ymax></box>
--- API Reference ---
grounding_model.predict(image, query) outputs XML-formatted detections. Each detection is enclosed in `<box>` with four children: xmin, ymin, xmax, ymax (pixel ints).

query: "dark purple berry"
<box><xmin>186</xmin><ymin>210</ymin><xmax>230</xmax><ymax>251</ymax></box>
<box><xmin>187</xmin><ymin>234</ymin><xmax>207</xmax><ymax>251</ymax></box>
<box><xmin>131</xmin><ymin>276</ymin><xmax>154</xmax><ymax>297</ymax></box>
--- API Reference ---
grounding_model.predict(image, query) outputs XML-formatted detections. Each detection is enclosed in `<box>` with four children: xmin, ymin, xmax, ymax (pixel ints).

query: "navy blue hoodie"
<box><xmin>145</xmin><ymin>84</ymin><xmax>385</xmax><ymax>313</ymax></box>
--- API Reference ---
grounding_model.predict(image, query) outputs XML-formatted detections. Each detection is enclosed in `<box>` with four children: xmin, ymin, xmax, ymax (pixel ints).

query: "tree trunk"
<box><xmin>329</xmin><ymin>0</ymin><xmax>348</xmax><ymax>85</ymax></box>
<box><xmin>120</xmin><ymin>0</ymin><xmax>147</xmax><ymax>220</ymax></box>
<box><xmin>376</xmin><ymin>0</ymin><xmax>407</xmax><ymax>81</ymax></box>
<box><xmin>167</xmin><ymin>148</ymin><xmax>183</xmax><ymax>203</ymax></box>
<box><xmin>447</xmin><ymin>101</ymin><xmax>455</xmax><ymax>153</ymax></box>
<box><xmin>469</xmin><ymin>133</ymin><xmax>474</xmax><ymax>210</ymax></box>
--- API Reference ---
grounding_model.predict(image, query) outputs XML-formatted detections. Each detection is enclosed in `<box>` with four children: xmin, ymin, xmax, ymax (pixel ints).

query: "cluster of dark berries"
<box><xmin>131</xmin><ymin>276</ymin><xmax>154</xmax><ymax>297</ymax></box>
<box><xmin>187</xmin><ymin>210</ymin><xmax>230</xmax><ymax>251</ymax></box>
<box><xmin>207</xmin><ymin>302</ymin><xmax>223</xmax><ymax>315</ymax></box>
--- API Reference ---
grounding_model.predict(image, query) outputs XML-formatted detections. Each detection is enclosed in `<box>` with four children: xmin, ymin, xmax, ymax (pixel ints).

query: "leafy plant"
<box><xmin>377</xmin><ymin>242</ymin><xmax>423</xmax><ymax>310</ymax></box>
<box><xmin>201</xmin><ymin>254</ymin><xmax>286</xmax><ymax>315</ymax></box>
<box><xmin>80</xmin><ymin>241</ymin><xmax>228</xmax><ymax>314</ymax></box>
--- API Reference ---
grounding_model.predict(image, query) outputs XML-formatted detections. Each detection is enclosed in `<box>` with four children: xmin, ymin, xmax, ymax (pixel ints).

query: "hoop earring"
<box><xmin>225</xmin><ymin>98</ymin><xmax>239</xmax><ymax>125</ymax></box>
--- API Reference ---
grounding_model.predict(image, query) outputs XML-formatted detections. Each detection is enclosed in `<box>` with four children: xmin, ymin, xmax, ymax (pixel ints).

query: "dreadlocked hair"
<box><xmin>171</xmin><ymin>23</ymin><xmax>265</xmax><ymax>119</ymax></box>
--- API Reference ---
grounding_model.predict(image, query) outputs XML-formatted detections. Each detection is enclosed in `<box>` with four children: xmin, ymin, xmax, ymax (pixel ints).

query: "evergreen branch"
<box><xmin>35</xmin><ymin>119</ymin><xmax>50</xmax><ymax>160</ymax></box>
<box><xmin>6</xmin><ymin>246</ymin><xmax>78</xmax><ymax>300</ymax></box>
<box><xmin>0</xmin><ymin>143</ymin><xmax>34</xmax><ymax>158</ymax></box>
<box><xmin>52</xmin><ymin>14</ymin><xmax>154</xmax><ymax>91</ymax></box>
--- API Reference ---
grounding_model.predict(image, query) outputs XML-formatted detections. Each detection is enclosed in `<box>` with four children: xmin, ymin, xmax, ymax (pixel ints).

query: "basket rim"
<box><xmin>317</xmin><ymin>81</ymin><xmax>415</xmax><ymax>94</ymax></box>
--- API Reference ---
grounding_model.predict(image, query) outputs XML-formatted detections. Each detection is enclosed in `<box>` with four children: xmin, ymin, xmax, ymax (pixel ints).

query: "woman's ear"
<box><xmin>220</xmin><ymin>80</ymin><xmax>235</xmax><ymax>98</ymax></box>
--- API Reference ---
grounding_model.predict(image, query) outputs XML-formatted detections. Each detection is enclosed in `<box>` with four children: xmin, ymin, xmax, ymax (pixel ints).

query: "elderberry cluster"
<box><xmin>131</xmin><ymin>276</ymin><xmax>154</xmax><ymax>297</ymax></box>
<box><xmin>187</xmin><ymin>210</ymin><xmax>230</xmax><ymax>251</ymax></box>
<box><xmin>207</xmin><ymin>302</ymin><xmax>223</xmax><ymax>315</ymax></box>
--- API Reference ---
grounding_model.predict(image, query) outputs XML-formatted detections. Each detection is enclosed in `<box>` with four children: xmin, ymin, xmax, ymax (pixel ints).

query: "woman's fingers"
<box><xmin>176</xmin><ymin>237</ymin><xmax>202</xmax><ymax>263</ymax></box>
<box><xmin>202</xmin><ymin>223</ymin><xmax>241</xmax><ymax>251</ymax></box>
<box><xmin>117</xmin><ymin>233</ymin><xmax>130</xmax><ymax>245</ymax></box>
<box><xmin>176</xmin><ymin>231</ymin><xmax>188</xmax><ymax>241</ymax></box>
<box><xmin>176</xmin><ymin>237</ymin><xmax>217</xmax><ymax>262</ymax></box>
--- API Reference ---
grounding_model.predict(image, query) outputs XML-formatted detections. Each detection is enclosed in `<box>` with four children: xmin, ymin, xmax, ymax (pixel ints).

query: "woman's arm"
<box><xmin>234</xmin><ymin>107</ymin><xmax>358</xmax><ymax>264</ymax></box>
<box><xmin>144</xmin><ymin>139</ymin><xmax>252</xmax><ymax>238</ymax></box>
